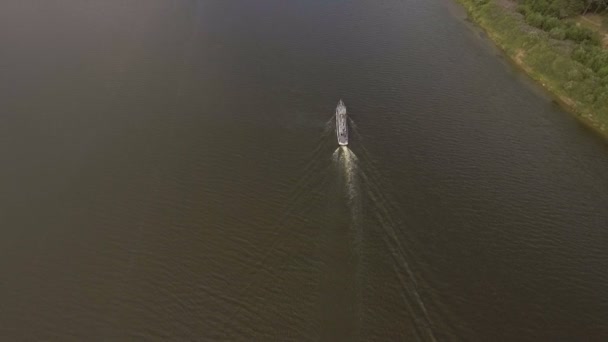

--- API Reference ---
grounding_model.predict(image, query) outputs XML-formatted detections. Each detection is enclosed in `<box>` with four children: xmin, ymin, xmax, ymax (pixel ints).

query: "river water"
<box><xmin>2</xmin><ymin>0</ymin><xmax>608</xmax><ymax>340</ymax></box>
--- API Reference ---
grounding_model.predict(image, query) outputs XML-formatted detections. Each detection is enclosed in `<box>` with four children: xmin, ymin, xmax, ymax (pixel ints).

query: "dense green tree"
<box><xmin>521</xmin><ymin>0</ymin><xmax>608</xmax><ymax>17</ymax></box>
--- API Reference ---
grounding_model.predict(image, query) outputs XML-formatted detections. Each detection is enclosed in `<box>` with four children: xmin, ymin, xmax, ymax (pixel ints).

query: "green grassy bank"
<box><xmin>456</xmin><ymin>0</ymin><xmax>608</xmax><ymax>138</ymax></box>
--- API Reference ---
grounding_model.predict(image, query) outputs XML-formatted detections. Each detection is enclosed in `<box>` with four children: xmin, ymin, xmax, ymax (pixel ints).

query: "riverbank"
<box><xmin>456</xmin><ymin>0</ymin><xmax>608</xmax><ymax>138</ymax></box>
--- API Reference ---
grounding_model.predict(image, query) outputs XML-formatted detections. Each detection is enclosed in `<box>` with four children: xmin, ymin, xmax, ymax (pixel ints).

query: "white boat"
<box><xmin>336</xmin><ymin>99</ymin><xmax>348</xmax><ymax>146</ymax></box>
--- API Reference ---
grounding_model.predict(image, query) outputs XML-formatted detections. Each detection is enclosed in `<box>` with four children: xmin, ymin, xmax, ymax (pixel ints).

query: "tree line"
<box><xmin>514</xmin><ymin>0</ymin><xmax>608</xmax><ymax>103</ymax></box>
<box><xmin>520</xmin><ymin>0</ymin><xmax>608</xmax><ymax>18</ymax></box>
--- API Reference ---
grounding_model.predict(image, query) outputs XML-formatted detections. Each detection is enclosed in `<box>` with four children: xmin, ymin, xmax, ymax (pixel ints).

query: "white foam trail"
<box><xmin>338</xmin><ymin>146</ymin><xmax>358</xmax><ymax>204</ymax></box>
<box><xmin>332</xmin><ymin>145</ymin><xmax>364</xmax><ymax>333</ymax></box>
<box><xmin>351</xmin><ymin>148</ymin><xmax>437</xmax><ymax>342</ymax></box>
<box><xmin>344</xmin><ymin>117</ymin><xmax>436</xmax><ymax>340</ymax></box>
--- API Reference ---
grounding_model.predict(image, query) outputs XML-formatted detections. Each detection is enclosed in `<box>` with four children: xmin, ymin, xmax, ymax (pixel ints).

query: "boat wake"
<box><xmin>332</xmin><ymin>145</ymin><xmax>364</xmax><ymax>264</ymax></box>
<box><xmin>347</xmin><ymin>118</ymin><xmax>437</xmax><ymax>342</ymax></box>
<box><xmin>332</xmin><ymin>146</ymin><xmax>359</xmax><ymax>206</ymax></box>
<box><xmin>222</xmin><ymin>112</ymin><xmax>437</xmax><ymax>340</ymax></box>
<box><xmin>332</xmin><ymin>140</ymin><xmax>437</xmax><ymax>341</ymax></box>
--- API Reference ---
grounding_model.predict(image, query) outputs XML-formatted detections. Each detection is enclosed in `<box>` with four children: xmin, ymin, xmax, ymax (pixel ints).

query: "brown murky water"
<box><xmin>2</xmin><ymin>0</ymin><xmax>608</xmax><ymax>340</ymax></box>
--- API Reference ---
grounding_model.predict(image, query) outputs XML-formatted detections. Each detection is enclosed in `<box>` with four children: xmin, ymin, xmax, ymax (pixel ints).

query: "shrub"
<box><xmin>565</xmin><ymin>25</ymin><xmax>601</xmax><ymax>45</ymax></box>
<box><xmin>549</xmin><ymin>27</ymin><xmax>567</xmax><ymax>40</ymax></box>
<box><xmin>525</xmin><ymin>12</ymin><xmax>545</xmax><ymax>28</ymax></box>
<box><xmin>542</xmin><ymin>16</ymin><xmax>561</xmax><ymax>31</ymax></box>
<box><xmin>572</xmin><ymin>45</ymin><xmax>590</xmax><ymax>64</ymax></box>
<box><xmin>598</xmin><ymin>67</ymin><xmax>608</xmax><ymax>79</ymax></box>
<box><xmin>550</xmin><ymin>0</ymin><xmax>585</xmax><ymax>18</ymax></box>
<box><xmin>570</xmin><ymin>44</ymin><xmax>608</xmax><ymax>75</ymax></box>
<box><xmin>594</xmin><ymin>86</ymin><xmax>608</xmax><ymax>107</ymax></box>
<box><xmin>589</xmin><ymin>51</ymin><xmax>608</xmax><ymax>72</ymax></box>
<box><xmin>516</xmin><ymin>5</ymin><xmax>530</xmax><ymax>16</ymax></box>
<box><xmin>567</xmin><ymin>67</ymin><xmax>585</xmax><ymax>81</ymax></box>
<box><xmin>526</xmin><ymin>0</ymin><xmax>551</xmax><ymax>15</ymax></box>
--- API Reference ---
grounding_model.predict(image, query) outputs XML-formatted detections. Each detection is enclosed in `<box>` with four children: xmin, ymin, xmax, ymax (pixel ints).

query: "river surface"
<box><xmin>2</xmin><ymin>0</ymin><xmax>608</xmax><ymax>340</ymax></box>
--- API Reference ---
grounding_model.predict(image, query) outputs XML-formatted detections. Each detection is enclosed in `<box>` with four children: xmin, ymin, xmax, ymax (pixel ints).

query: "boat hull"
<box><xmin>336</xmin><ymin>100</ymin><xmax>348</xmax><ymax>146</ymax></box>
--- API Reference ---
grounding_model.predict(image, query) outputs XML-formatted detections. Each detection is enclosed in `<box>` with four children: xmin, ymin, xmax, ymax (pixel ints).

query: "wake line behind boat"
<box><xmin>336</xmin><ymin>99</ymin><xmax>348</xmax><ymax>146</ymax></box>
